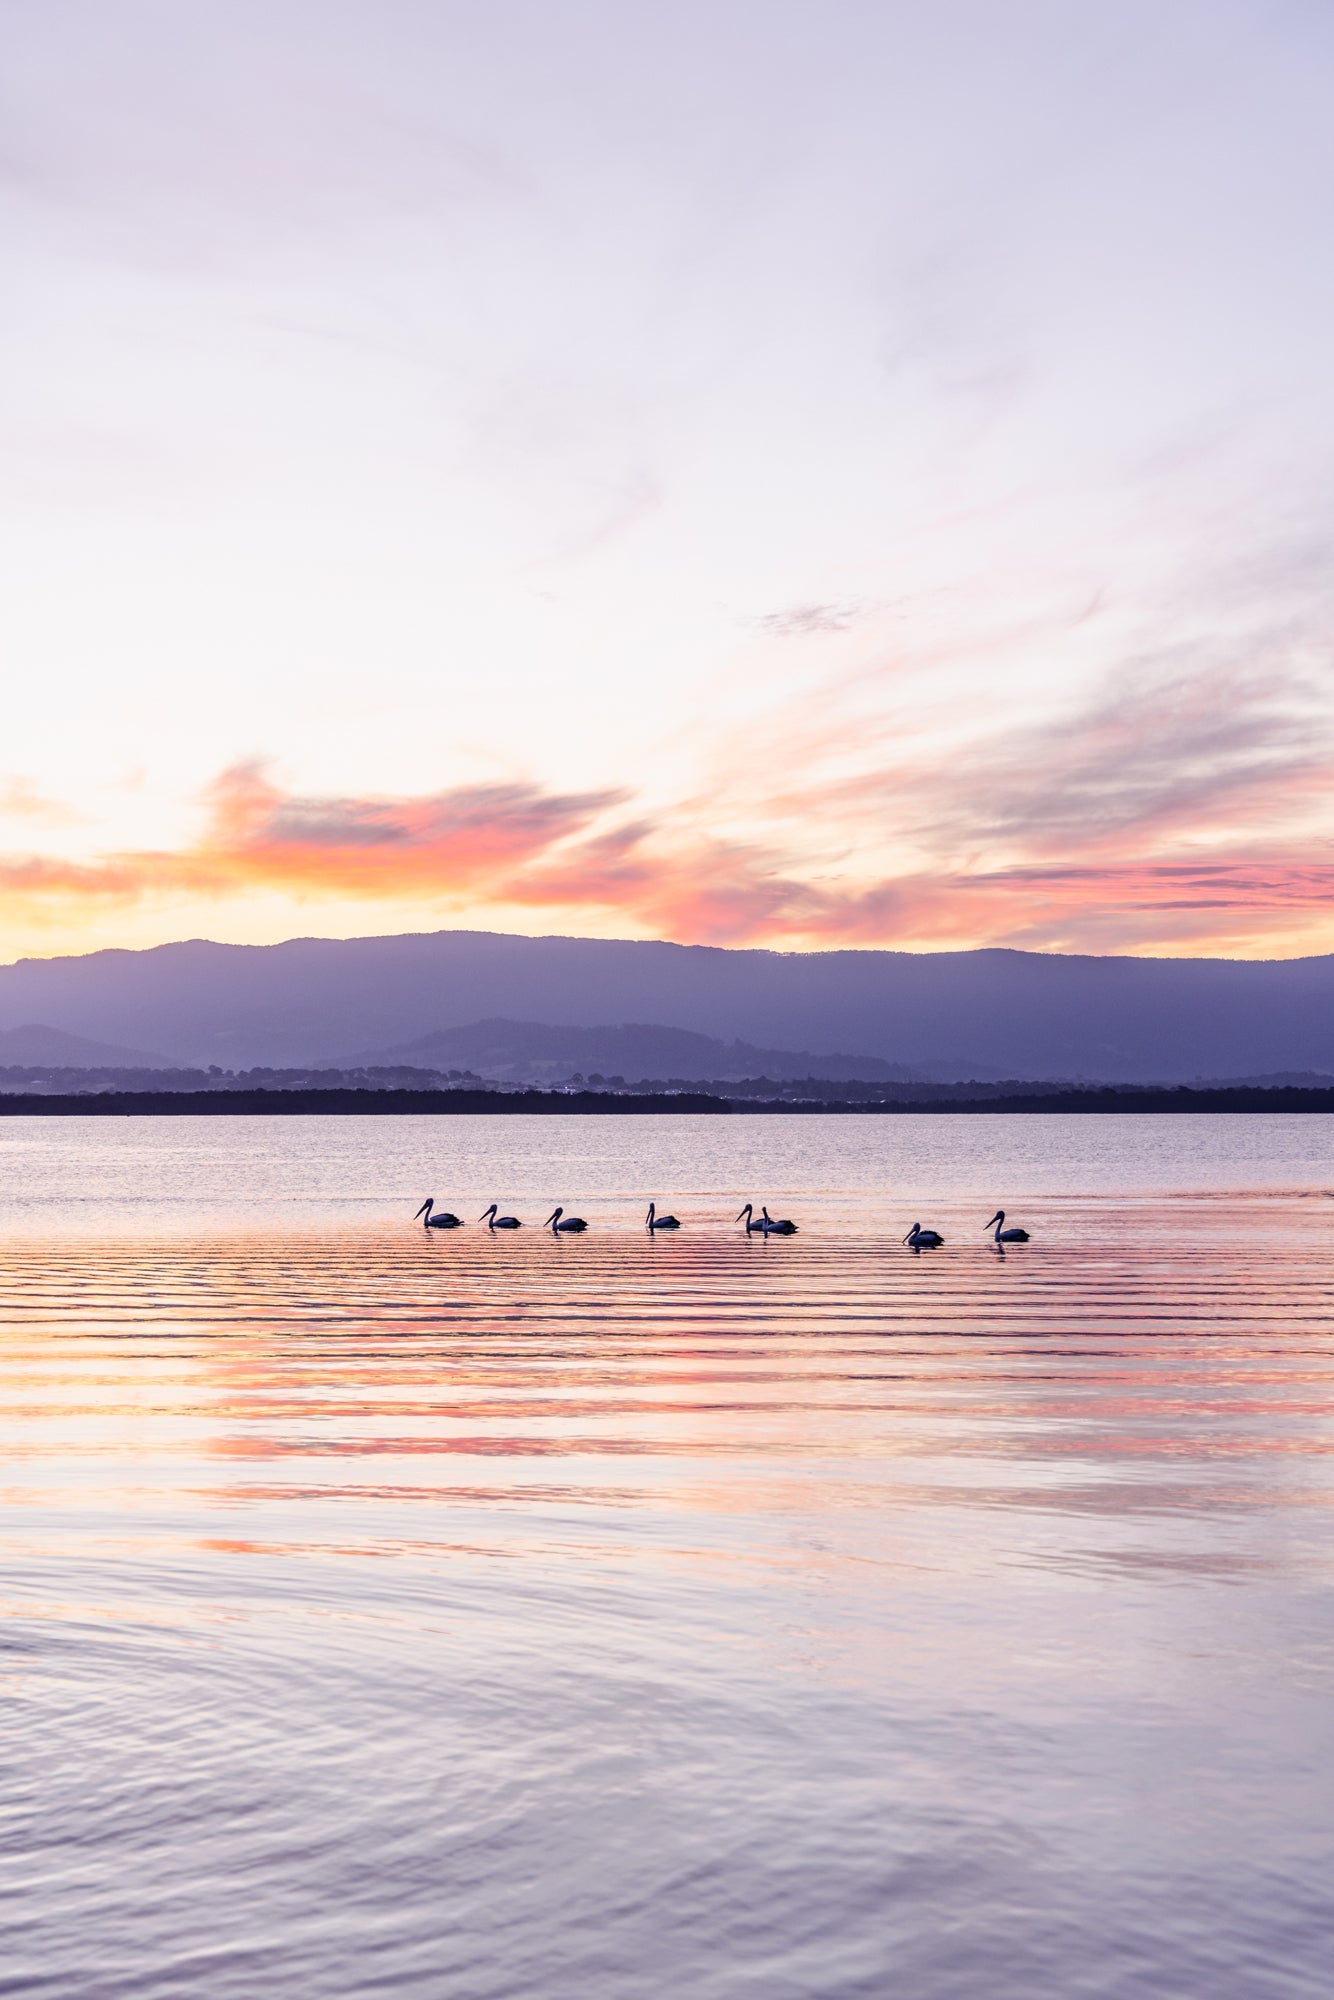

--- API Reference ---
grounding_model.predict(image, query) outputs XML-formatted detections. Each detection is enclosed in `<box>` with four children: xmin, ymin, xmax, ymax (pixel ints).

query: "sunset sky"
<box><xmin>4</xmin><ymin>0</ymin><xmax>1332</xmax><ymax>963</ymax></box>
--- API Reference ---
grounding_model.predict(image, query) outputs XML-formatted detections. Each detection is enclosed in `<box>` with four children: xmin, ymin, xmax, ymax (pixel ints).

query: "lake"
<box><xmin>1</xmin><ymin>1114</ymin><xmax>1332</xmax><ymax>1997</ymax></box>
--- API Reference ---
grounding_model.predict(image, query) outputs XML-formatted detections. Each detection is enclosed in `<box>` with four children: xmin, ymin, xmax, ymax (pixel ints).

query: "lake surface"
<box><xmin>1</xmin><ymin>1114</ymin><xmax>1332</xmax><ymax>1997</ymax></box>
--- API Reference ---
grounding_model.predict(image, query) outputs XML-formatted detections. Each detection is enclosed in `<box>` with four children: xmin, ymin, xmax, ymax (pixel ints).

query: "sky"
<box><xmin>3</xmin><ymin>0</ymin><xmax>1333</xmax><ymax>964</ymax></box>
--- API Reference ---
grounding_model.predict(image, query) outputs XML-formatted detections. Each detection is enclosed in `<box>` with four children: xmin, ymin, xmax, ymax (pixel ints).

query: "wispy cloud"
<box><xmin>952</xmin><ymin>640</ymin><xmax>1331</xmax><ymax>853</ymax></box>
<box><xmin>0</xmin><ymin>764</ymin><xmax>624</xmax><ymax>916</ymax></box>
<box><xmin>795</xmin><ymin>649</ymin><xmax>1334</xmax><ymax>862</ymax></box>
<box><xmin>0</xmin><ymin>778</ymin><xmax>85</xmax><ymax>827</ymax></box>
<box><xmin>203</xmin><ymin>764</ymin><xmax>625</xmax><ymax>891</ymax></box>
<box><xmin>0</xmin><ymin>556</ymin><xmax>1332</xmax><ymax>961</ymax></box>
<box><xmin>757</xmin><ymin>602</ymin><xmax>862</xmax><ymax>638</ymax></box>
<box><xmin>0</xmin><ymin>744</ymin><xmax>1331</xmax><ymax>959</ymax></box>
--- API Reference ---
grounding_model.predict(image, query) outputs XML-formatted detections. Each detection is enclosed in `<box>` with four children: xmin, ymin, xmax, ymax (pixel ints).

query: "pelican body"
<box><xmin>736</xmin><ymin>1202</ymin><xmax>797</xmax><ymax>1235</ymax></box>
<box><xmin>545</xmin><ymin>1206</ymin><xmax>587</xmax><ymax>1233</ymax></box>
<box><xmin>985</xmin><ymin>1210</ymin><xmax>1030</xmax><ymax>1243</ymax></box>
<box><xmin>479</xmin><ymin>1204</ymin><xmax>522</xmax><ymax>1229</ymax></box>
<box><xmin>646</xmin><ymin>1201</ymin><xmax>680</xmax><ymax>1230</ymax></box>
<box><xmin>416</xmin><ymin>1198</ymin><xmax>463</xmax><ymax>1229</ymax></box>
<box><xmin>903</xmin><ymin>1222</ymin><xmax>944</xmax><ymax>1248</ymax></box>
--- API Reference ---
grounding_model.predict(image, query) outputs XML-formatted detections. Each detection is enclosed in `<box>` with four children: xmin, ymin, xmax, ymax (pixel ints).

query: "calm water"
<box><xmin>1</xmin><ymin>1114</ymin><xmax>1332</xmax><ymax>1998</ymax></box>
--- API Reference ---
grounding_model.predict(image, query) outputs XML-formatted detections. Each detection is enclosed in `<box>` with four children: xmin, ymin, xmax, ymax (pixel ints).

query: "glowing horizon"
<box><xmin>4</xmin><ymin>1</ymin><xmax>1332</xmax><ymax>966</ymax></box>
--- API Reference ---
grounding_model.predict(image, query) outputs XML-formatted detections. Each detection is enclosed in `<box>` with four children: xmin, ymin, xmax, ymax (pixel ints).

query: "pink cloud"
<box><xmin>0</xmin><ymin>723</ymin><xmax>1330</xmax><ymax>959</ymax></box>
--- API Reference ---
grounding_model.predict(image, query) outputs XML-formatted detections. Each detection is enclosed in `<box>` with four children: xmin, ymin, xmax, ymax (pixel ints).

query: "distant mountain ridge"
<box><xmin>0</xmin><ymin>928</ymin><xmax>1330</xmax><ymax>1081</ymax></box>
<box><xmin>0</xmin><ymin>1022</ymin><xmax>170</xmax><ymax>1068</ymax></box>
<box><xmin>338</xmin><ymin>1018</ymin><xmax>927</xmax><ymax>1083</ymax></box>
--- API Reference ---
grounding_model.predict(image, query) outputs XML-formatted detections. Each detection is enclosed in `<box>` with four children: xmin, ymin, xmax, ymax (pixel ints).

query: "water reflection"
<box><xmin>0</xmin><ymin>1138</ymin><xmax>1332</xmax><ymax>1996</ymax></box>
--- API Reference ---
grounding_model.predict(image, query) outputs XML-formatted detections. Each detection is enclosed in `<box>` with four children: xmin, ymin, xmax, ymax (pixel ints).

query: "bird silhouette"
<box><xmin>984</xmin><ymin>1209</ymin><xmax>1029</xmax><ymax>1243</ymax></box>
<box><xmin>415</xmin><ymin>1198</ymin><xmax>463</xmax><ymax>1229</ymax></box>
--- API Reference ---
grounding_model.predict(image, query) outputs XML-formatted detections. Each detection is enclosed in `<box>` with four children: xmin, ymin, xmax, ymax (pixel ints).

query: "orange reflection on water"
<box><xmin>0</xmin><ymin>1204</ymin><xmax>1331</xmax><ymax>1564</ymax></box>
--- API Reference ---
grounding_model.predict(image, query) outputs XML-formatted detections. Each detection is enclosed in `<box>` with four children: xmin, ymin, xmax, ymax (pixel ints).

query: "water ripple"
<box><xmin>0</xmin><ymin>1124</ymin><xmax>1332</xmax><ymax>1995</ymax></box>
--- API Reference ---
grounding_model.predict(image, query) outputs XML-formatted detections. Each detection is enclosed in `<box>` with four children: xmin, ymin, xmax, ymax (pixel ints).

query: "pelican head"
<box><xmin>984</xmin><ymin>1211</ymin><xmax>1004</xmax><ymax>1231</ymax></box>
<box><xmin>544</xmin><ymin>1207</ymin><xmax>562</xmax><ymax>1227</ymax></box>
<box><xmin>480</xmin><ymin>1204</ymin><xmax>497</xmax><ymax>1223</ymax></box>
<box><xmin>415</xmin><ymin>1198</ymin><xmax>433</xmax><ymax>1222</ymax></box>
<box><xmin>902</xmin><ymin>1222</ymin><xmax>918</xmax><ymax>1244</ymax></box>
<box><xmin>736</xmin><ymin>1203</ymin><xmax>753</xmax><ymax>1222</ymax></box>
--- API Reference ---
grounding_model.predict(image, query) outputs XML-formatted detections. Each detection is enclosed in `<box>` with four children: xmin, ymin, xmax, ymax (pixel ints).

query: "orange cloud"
<box><xmin>0</xmin><ymin>765</ymin><xmax>624</xmax><ymax>910</ymax></box>
<box><xmin>573</xmin><ymin>847</ymin><xmax>1334</xmax><ymax>956</ymax></box>
<box><xmin>198</xmin><ymin>763</ymin><xmax>627</xmax><ymax>898</ymax></box>
<box><xmin>0</xmin><ymin>750</ymin><xmax>1330</xmax><ymax>960</ymax></box>
<box><xmin>0</xmin><ymin>778</ymin><xmax>86</xmax><ymax>827</ymax></box>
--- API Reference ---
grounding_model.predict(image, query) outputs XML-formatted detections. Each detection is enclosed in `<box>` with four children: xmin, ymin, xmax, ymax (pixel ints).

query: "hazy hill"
<box><xmin>0</xmin><ymin>1022</ymin><xmax>170</xmax><ymax>1068</ymax></box>
<box><xmin>341</xmin><ymin>1018</ymin><xmax>917</xmax><ymax>1083</ymax></box>
<box><xmin>0</xmin><ymin>928</ymin><xmax>1330</xmax><ymax>1081</ymax></box>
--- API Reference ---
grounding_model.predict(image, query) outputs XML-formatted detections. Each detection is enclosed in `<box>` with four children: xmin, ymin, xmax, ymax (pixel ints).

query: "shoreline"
<box><xmin>0</xmin><ymin>1086</ymin><xmax>1333</xmax><ymax>1115</ymax></box>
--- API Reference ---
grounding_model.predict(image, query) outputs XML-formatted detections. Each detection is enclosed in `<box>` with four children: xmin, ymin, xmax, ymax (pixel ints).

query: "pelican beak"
<box><xmin>415</xmin><ymin>1200</ymin><xmax>431</xmax><ymax>1219</ymax></box>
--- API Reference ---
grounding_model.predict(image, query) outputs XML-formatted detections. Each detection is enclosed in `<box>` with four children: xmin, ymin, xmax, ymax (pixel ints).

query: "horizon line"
<box><xmin>3</xmin><ymin>923</ymin><xmax>1332</xmax><ymax>973</ymax></box>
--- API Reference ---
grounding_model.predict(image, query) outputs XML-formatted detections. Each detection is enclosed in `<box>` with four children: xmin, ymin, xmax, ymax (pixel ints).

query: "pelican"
<box><xmin>415</xmin><ymin>1198</ymin><xmax>463</xmax><ymax>1229</ymax></box>
<box><xmin>544</xmin><ymin>1206</ymin><xmax>587</xmax><ymax>1233</ymax></box>
<box><xmin>903</xmin><ymin>1222</ymin><xmax>944</xmax><ymax>1248</ymax></box>
<box><xmin>760</xmin><ymin>1207</ymin><xmax>797</xmax><ymax>1235</ymax></box>
<box><xmin>736</xmin><ymin>1203</ymin><xmax>765</xmax><ymax>1234</ymax></box>
<box><xmin>985</xmin><ymin>1210</ymin><xmax>1030</xmax><ymax>1243</ymax></box>
<box><xmin>646</xmin><ymin>1201</ymin><xmax>680</xmax><ymax>1230</ymax></box>
<box><xmin>479</xmin><ymin>1204</ymin><xmax>522</xmax><ymax>1229</ymax></box>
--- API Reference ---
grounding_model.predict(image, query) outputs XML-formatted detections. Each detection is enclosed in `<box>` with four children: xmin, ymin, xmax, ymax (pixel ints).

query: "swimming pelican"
<box><xmin>646</xmin><ymin>1201</ymin><xmax>680</xmax><ymax>1230</ymax></box>
<box><xmin>544</xmin><ymin>1206</ymin><xmax>587</xmax><ymax>1233</ymax></box>
<box><xmin>760</xmin><ymin>1206</ymin><xmax>797</xmax><ymax>1235</ymax></box>
<box><xmin>985</xmin><ymin>1209</ymin><xmax>1030</xmax><ymax>1243</ymax></box>
<box><xmin>903</xmin><ymin>1222</ymin><xmax>944</xmax><ymax>1248</ymax></box>
<box><xmin>736</xmin><ymin>1203</ymin><xmax>765</xmax><ymax>1233</ymax></box>
<box><xmin>479</xmin><ymin>1204</ymin><xmax>522</xmax><ymax>1229</ymax></box>
<box><xmin>415</xmin><ymin>1198</ymin><xmax>463</xmax><ymax>1229</ymax></box>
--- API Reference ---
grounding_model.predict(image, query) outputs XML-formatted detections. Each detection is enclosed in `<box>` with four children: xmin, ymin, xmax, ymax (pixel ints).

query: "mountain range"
<box><xmin>342</xmin><ymin>1019</ymin><xmax>926</xmax><ymax>1084</ymax></box>
<box><xmin>0</xmin><ymin>1023</ymin><xmax>171</xmax><ymax>1068</ymax></box>
<box><xmin>0</xmin><ymin>928</ymin><xmax>1330</xmax><ymax>1081</ymax></box>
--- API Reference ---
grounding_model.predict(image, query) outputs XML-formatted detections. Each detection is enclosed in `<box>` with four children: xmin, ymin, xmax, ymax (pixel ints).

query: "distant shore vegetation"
<box><xmin>0</xmin><ymin>1073</ymin><xmax>1332</xmax><ymax>1115</ymax></box>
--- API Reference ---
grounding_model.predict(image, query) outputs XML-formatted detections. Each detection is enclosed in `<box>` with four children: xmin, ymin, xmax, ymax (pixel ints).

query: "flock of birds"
<box><xmin>415</xmin><ymin>1199</ymin><xmax>1031</xmax><ymax>1245</ymax></box>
